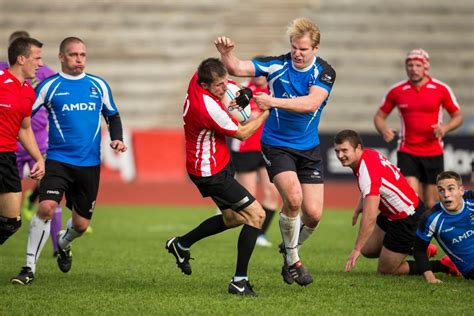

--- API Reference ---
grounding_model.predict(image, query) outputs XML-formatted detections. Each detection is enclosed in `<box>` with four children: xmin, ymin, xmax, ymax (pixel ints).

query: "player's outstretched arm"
<box><xmin>346</xmin><ymin>195</ymin><xmax>379</xmax><ymax>272</ymax></box>
<box><xmin>413</xmin><ymin>236</ymin><xmax>442</xmax><ymax>283</ymax></box>
<box><xmin>254</xmin><ymin>85</ymin><xmax>329</xmax><ymax>113</ymax></box>
<box><xmin>214</xmin><ymin>36</ymin><xmax>255</xmax><ymax>77</ymax></box>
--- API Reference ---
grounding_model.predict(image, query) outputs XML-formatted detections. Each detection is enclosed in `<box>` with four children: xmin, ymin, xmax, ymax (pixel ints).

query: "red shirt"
<box><xmin>184</xmin><ymin>73</ymin><xmax>239</xmax><ymax>177</ymax></box>
<box><xmin>354</xmin><ymin>149</ymin><xmax>419</xmax><ymax>221</ymax></box>
<box><xmin>230</xmin><ymin>79</ymin><xmax>268</xmax><ymax>153</ymax></box>
<box><xmin>379</xmin><ymin>77</ymin><xmax>460</xmax><ymax>156</ymax></box>
<box><xmin>0</xmin><ymin>70</ymin><xmax>35</xmax><ymax>152</ymax></box>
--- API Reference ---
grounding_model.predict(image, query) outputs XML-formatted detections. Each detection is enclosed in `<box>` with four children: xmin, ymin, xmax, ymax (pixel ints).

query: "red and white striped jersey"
<box><xmin>379</xmin><ymin>76</ymin><xmax>460</xmax><ymax>156</ymax></box>
<box><xmin>354</xmin><ymin>149</ymin><xmax>419</xmax><ymax>221</ymax></box>
<box><xmin>183</xmin><ymin>73</ymin><xmax>238</xmax><ymax>177</ymax></box>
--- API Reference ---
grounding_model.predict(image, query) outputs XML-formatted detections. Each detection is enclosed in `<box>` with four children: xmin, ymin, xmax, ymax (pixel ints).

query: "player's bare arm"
<box><xmin>374</xmin><ymin>110</ymin><xmax>396</xmax><ymax>143</ymax></box>
<box><xmin>255</xmin><ymin>85</ymin><xmax>328</xmax><ymax>113</ymax></box>
<box><xmin>214</xmin><ymin>36</ymin><xmax>255</xmax><ymax>77</ymax></box>
<box><xmin>346</xmin><ymin>195</ymin><xmax>379</xmax><ymax>272</ymax></box>
<box><xmin>233</xmin><ymin>110</ymin><xmax>269</xmax><ymax>141</ymax></box>
<box><xmin>432</xmin><ymin>110</ymin><xmax>464</xmax><ymax>139</ymax></box>
<box><xmin>352</xmin><ymin>196</ymin><xmax>364</xmax><ymax>226</ymax></box>
<box><xmin>18</xmin><ymin>117</ymin><xmax>45</xmax><ymax>180</ymax></box>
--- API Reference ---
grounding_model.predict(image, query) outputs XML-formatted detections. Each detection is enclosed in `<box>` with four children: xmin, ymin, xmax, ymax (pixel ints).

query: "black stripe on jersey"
<box><xmin>316</xmin><ymin>57</ymin><xmax>336</xmax><ymax>87</ymax></box>
<box><xmin>253</xmin><ymin>53</ymin><xmax>288</xmax><ymax>63</ymax></box>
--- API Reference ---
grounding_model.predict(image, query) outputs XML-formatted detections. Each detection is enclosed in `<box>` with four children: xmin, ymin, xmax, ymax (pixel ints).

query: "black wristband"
<box><xmin>105</xmin><ymin>114</ymin><xmax>123</xmax><ymax>141</ymax></box>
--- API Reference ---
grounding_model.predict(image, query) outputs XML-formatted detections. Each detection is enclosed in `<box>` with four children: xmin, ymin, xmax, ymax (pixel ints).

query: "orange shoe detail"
<box><xmin>440</xmin><ymin>255</ymin><xmax>461</xmax><ymax>276</ymax></box>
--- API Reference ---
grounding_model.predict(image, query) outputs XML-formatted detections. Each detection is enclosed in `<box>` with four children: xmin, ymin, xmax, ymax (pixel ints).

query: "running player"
<box><xmin>374</xmin><ymin>48</ymin><xmax>464</xmax><ymax>208</ymax></box>
<box><xmin>0</xmin><ymin>37</ymin><xmax>45</xmax><ymax>246</ymax></box>
<box><xmin>166</xmin><ymin>58</ymin><xmax>269</xmax><ymax>296</ymax></box>
<box><xmin>11</xmin><ymin>37</ymin><xmax>127</xmax><ymax>285</ymax></box>
<box><xmin>0</xmin><ymin>30</ymin><xmax>61</xmax><ymax>256</ymax></box>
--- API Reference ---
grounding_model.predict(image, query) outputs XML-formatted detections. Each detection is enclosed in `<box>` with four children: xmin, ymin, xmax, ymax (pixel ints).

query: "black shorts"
<box><xmin>376</xmin><ymin>200</ymin><xmax>426</xmax><ymax>254</ymax></box>
<box><xmin>0</xmin><ymin>152</ymin><xmax>21</xmax><ymax>193</ymax></box>
<box><xmin>261</xmin><ymin>144</ymin><xmax>324</xmax><ymax>184</ymax></box>
<box><xmin>39</xmin><ymin>159</ymin><xmax>100</xmax><ymax>220</ymax></box>
<box><xmin>231</xmin><ymin>151</ymin><xmax>265</xmax><ymax>172</ymax></box>
<box><xmin>188</xmin><ymin>163</ymin><xmax>255</xmax><ymax>212</ymax></box>
<box><xmin>397</xmin><ymin>152</ymin><xmax>443</xmax><ymax>184</ymax></box>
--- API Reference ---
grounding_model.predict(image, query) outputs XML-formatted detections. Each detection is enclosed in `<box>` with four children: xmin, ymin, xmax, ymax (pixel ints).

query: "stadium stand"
<box><xmin>0</xmin><ymin>0</ymin><xmax>472</xmax><ymax>132</ymax></box>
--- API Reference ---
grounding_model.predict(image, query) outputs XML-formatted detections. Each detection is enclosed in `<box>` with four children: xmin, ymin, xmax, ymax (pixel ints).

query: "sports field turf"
<box><xmin>1</xmin><ymin>206</ymin><xmax>472</xmax><ymax>315</ymax></box>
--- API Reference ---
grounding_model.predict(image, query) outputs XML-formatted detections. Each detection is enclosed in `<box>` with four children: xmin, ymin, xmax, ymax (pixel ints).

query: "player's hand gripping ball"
<box><xmin>222</xmin><ymin>82</ymin><xmax>252</xmax><ymax>123</ymax></box>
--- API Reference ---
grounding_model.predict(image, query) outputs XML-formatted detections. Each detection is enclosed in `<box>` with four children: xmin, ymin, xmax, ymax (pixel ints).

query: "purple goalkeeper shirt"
<box><xmin>0</xmin><ymin>62</ymin><xmax>55</xmax><ymax>157</ymax></box>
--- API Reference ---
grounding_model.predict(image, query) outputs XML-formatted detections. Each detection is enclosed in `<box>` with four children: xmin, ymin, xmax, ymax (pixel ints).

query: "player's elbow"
<box><xmin>233</xmin><ymin>130</ymin><xmax>249</xmax><ymax>141</ymax></box>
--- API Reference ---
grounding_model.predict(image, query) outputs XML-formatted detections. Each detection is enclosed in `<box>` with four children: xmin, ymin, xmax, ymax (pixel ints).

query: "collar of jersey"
<box><xmin>291</xmin><ymin>56</ymin><xmax>316</xmax><ymax>73</ymax></box>
<box><xmin>440</xmin><ymin>198</ymin><xmax>465</xmax><ymax>215</ymax></box>
<box><xmin>60</xmin><ymin>72</ymin><xmax>86</xmax><ymax>80</ymax></box>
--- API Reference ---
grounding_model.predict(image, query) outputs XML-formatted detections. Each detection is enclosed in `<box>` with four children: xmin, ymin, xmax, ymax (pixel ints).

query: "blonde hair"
<box><xmin>286</xmin><ymin>18</ymin><xmax>320</xmax><ymax>48</ymax></box>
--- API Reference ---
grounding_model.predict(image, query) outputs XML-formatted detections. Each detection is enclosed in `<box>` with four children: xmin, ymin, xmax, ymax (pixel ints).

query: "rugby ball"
<box><xmin>222</xmin><ymin>82</ymin><xmax>251</xmax><ymax>123</ymax></box>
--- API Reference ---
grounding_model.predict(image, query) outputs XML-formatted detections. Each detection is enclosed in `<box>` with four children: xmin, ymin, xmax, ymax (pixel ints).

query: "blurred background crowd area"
<box><xmin>1</xmin><ymin>0</ymin><xmax>473</xmax><ymax>133</ymax></box>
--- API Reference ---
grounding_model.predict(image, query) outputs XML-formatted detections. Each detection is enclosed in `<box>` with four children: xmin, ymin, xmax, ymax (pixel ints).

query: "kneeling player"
<box><xmin>414</xmin><ymin>171</ymin><xmax>474</xmax><ymax>283</ymax></box>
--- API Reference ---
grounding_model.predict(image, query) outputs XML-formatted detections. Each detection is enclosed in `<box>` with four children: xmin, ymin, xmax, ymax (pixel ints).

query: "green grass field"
<box><xmin>1</xmin><ymin>206</ymin><xmax>473</xmax><ymax>315</ymax></box>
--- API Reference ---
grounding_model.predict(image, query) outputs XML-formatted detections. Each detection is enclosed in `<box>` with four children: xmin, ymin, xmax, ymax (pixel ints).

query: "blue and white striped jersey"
<box><xmin>416</xmin><ymin>190</ymin><xmax>474</xmax><ymax>275</ymax></box>
<box><xmin>33</xmin><ymin>72</ymin><xmax>119</xmax><ymax>166</ymax></box>
<box><xmin>253</xmin><ymin>53</ymin><xmax>335</xmax><ymax>150</ymax></box>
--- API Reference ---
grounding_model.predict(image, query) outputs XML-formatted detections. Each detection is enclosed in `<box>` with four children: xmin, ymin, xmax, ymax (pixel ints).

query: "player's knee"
<box><xmin>0</xmin><ymin>216</ymin><xmax>21</xmax><ymax>245</ymax></box>
<box><xmin>284</xmin><ymin>195</ymin><xmax>302</xmax><ymax>213</ymax></box>
<box><xmin>251</xmin><ymin>206</ymin><xmax>265</xmax><ymax>228</ymax></box>
<box><xmin>73</xmin><ymin>222</ymin><xmax>89</xmax><ymax>234</ymax></box>
<box><xmin>377</xmin><ymin>263</ymin><xmax>397</xmax><ymax>275</ymax></box>
<box><xmin>37</xmin><ymin>200</ymin><xmax>58</xmax><ymax>220</ymax></box>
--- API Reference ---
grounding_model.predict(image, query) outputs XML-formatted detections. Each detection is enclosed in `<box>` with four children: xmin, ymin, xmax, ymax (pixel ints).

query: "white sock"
<box><xmin>58</xmin><ymin>218</ymin><xmax>82</xmax><ymax>250</ymax></box>
<box><xmin>298</xmin><ymin>221</ymin><xmax>318</xmax><ymax>247</ymax></box>
<box><xmin>279</xmin><ymin>212</ymin><xmax>300</xmax><ymax>266</ymax></box>
<box><xmin>232</xmin><ymin>276</ymin><xmax>248</xmax><ymax>282</ymax></box>
<box><xmin>26</xmin><ymin>214</ymin><xmax>51</xmax><ymax>273</ymax></box>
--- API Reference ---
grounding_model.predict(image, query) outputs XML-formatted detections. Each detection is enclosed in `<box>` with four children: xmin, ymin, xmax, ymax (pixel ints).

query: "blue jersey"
<box><xmin>33</xmin><ymin>72</ymin><xmax>119</xmax><ymax>166</ymax></box>
<box><xmin>253</xmin><ymin>54</ymin><xmax>335</xmax><ymax>150</ymax></box>
<box><xmin>416</xmin><ymin>190</ymin><xmax>474</xmax><ymax>275</ymax></box>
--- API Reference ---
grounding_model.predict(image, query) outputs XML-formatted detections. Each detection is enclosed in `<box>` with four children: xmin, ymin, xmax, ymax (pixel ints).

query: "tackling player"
<box><xmin>215</xmin><ymin>17</ymin><xmax>336</xmax><ymax>286</ymax></box>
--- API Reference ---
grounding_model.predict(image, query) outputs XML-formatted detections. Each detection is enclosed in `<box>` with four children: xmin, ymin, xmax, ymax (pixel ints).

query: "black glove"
<box><xmin>234</xmin><ymin>88</ymin><xmax>253</xmax><ymax>108</ymax></box>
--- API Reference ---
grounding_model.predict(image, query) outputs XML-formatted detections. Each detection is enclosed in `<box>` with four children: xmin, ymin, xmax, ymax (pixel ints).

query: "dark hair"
<box><xmin>8</xmin><ymin>37</ymin><xmax>43</xmax><ymax>66</ymax></box>
<box><xmin>436</xmin><ymin>171</ymin><xmax>462</xmax><ymax>186</ymax></box>
<box><xmin>59</xmin><ymin>37</ymin><xmax>84</xmax><ymax>53</ymax></box>
<box><xmin>8</xmin><ymin>30</ymin><xmax>30</xmax><ymax>44</ymax></box>
<box><xmin>334</xmin><ymin>129</ymin><xmax>364</xmax><ymax>149</ymax></box>
<box><xmin>197</xmin><ymin>58</ymin><xmax>227</xmax><ymax>85</ymax></box>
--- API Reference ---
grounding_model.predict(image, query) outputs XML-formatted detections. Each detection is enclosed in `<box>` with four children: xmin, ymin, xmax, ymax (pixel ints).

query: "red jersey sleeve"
<box><xmin>439</xmin><ymin>83</ymin><xmax>461</xmax><ymax>114</ymax></box>
<box><xmin>379</xmin><ymin>87</ymin><xmax>397</xmax><ymax>114</ymax></box>
<box><xmin>357</xmin><ymin>150</ymin><xmax>382</xmax><ymax>198</ymax></box>
<box><xmin>202</xmin><ymin>94</ymin><xmax>238</xmax><ymax>137</ymax></box>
